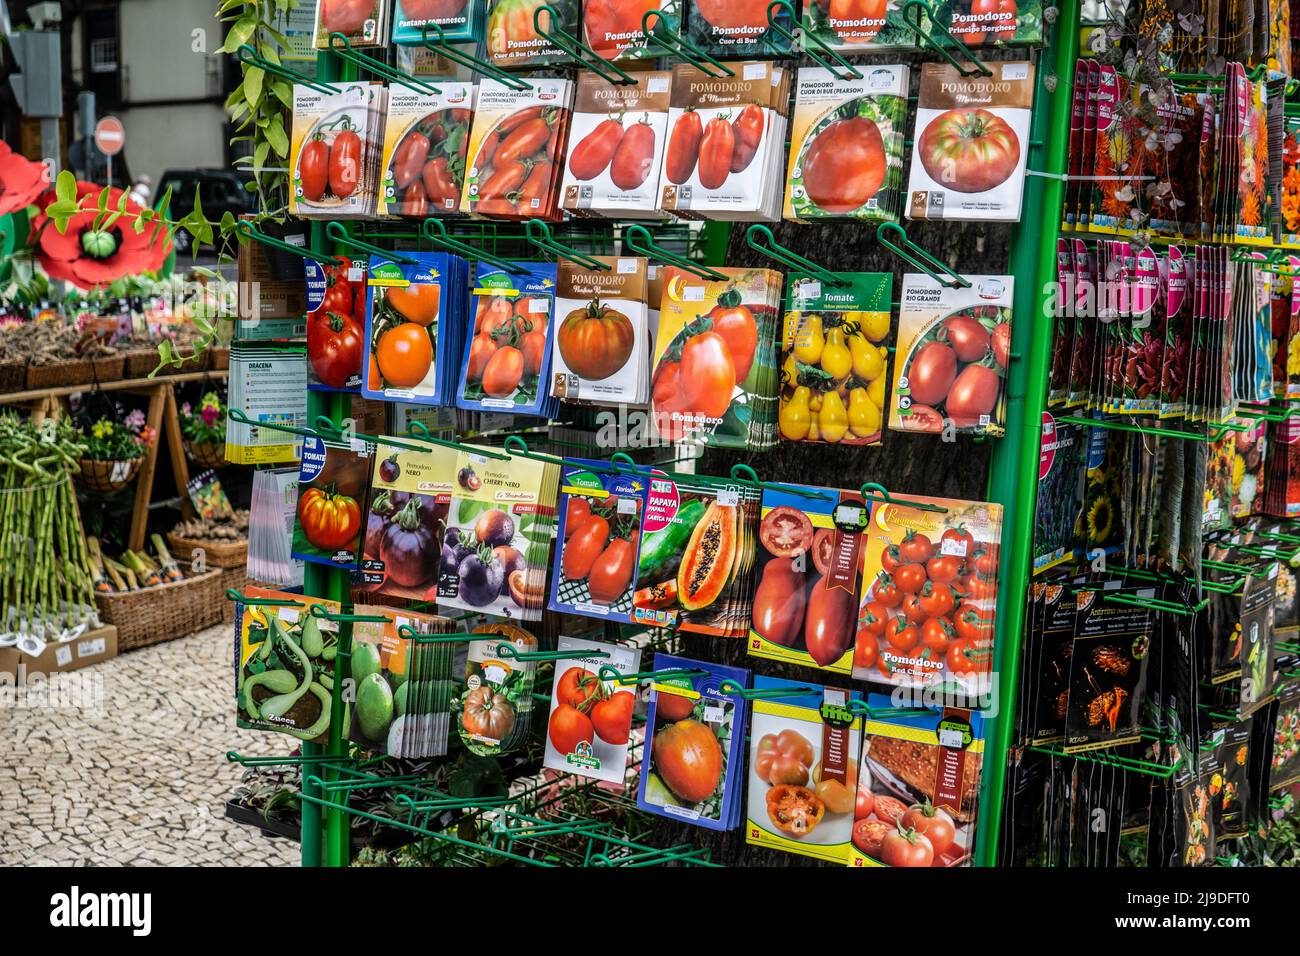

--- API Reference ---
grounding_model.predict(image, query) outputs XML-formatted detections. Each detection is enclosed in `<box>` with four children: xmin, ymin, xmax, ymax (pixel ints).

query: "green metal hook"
<box><xmin>1055</xmin><ymin>413</ymin><xmax>1247</xmax><ymax>443</ymax></box>
<box><xmin>532</xmin><ymin>4</ymin><xmax>637</xmax><ymax>86</ymax></box>
<box><xmin>860</xmin><ymin>481</ymin><xmax>949</xmax><ymax>513</ymax></box>
<box><xmin>310</xmin><ymin>604</ymin><xmax>393</xmax><ymax>623</ymax></box>
<box><xmin>597</xmin><ymin>665</ymin><xmax>708</xmax><ymax>686</ymax></box>
<box><xmin>745</xmin><ymin>224</ymin><xmax>847</xmax><ymax>287</ymax></box>
<box><xmin>525</xmin><ymin>219</ymin><xmax>611</xmax><ymax>271</ymax></box>
<box><xmin>729</xmin><ymin>463</ymin><xmax>836</xmax><ymax>501</ymax></box>
<box><xmin>422</xmin><ymin>217</ymin><xmax>525</xmax><ymax>273</ymax></box>
<box><xmin>876</xmin><ymin>222</ymin><xmax>970</xmax><ymax>288</ymax></box>
<box><xmin>327</xmin><ymin>31</ymin><xmax>442</xmax><ymax>95</ymax></box>
<box><xmin>405</xmin><ymin>421</ymin><xmax>511</xmax><ymax>461</ymax></box>
<box><xmin>226</xmin><ymin>588</ymin><xmax>305</xmax><ymax>607</ymax></box>
<box><xmin>234</xmin><ymin>220</ymin><xmax>336</xmax><ymax>265</ymax></box>
<box><xmin>325</xmin><ymin>221</ymin><xmax>418</xmax><ymax>265</ymax></box>
<box><xmin>495</xmin><ymin>642</ymin><xmax>611</xmax><ymax>663</ymax></box>
<box><xmin>765</xmin><ymin>1</ymin><xmax>862</xmax><ymax>80</ymax></box>
<box><xmin>420</xmin><ymin>22</ymin><xmax>530</xmax><ymax>90</ymax></box>
<box><xmin>503</xmin><ymin>435</ymin><xmax>567</xmax><ymax>466</ymax></box>
<box><xmin>900</xmin><ymin>0</ymin><xmax>992</xmax><ymax>77</ymax></box>
<box><xmin>395</xmin><ymin>625</ymin><xmax>477</xmax><ymax>643</ymax></box>
<box><xmin>228</xmin><ymin>406</ymin><xmax>316</xmax><ymax>442</ymax></box>
<box><xmin>640</xmin><ymin>10</ymin><xmax>734</xmax><ymax>78</ymax></box>
<box><xmin>236</xmin><ymin>44</ymin><xmax>335</xmax><ymax>95</ymax></box>
<box><xmin>845</xmin><ymin>699</ymin><xmax>934</xmax><ymax>719</ymax></box>
<box><xmin>718</xmin><ymin>679</ymin><xmax>813</xmax><ymax>699</ymax></box>
<box><xmin>623</xmin><ymin>224</ymin><xmax>726</xmax><ymax>281</ymax></box>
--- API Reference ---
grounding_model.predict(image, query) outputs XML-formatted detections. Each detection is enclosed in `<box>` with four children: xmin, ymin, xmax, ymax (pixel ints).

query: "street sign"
<box><xmin>94</xmin><ymin>116</ymin><xmax>125</xmax><ymax>156</ymax></box>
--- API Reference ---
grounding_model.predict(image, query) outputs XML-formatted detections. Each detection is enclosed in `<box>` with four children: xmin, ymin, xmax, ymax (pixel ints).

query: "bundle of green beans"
<box><xmin>0</xmin><ymin>413</ymin><xmax>97</xmax><ymax>638</ymax></box>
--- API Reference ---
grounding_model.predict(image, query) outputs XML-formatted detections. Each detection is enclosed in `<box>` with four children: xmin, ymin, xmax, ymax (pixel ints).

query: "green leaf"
<box><xmin>244</xmin><ymin>65</ymin><xmax>264</xmax><ymax>109</ymax></box>
<box><xmin>270</xmin><ymin>78</ymin><xmax>294</xmax><ymax>110</ymax></box>
<box><xmin>264</xmin><ymin>113</ymin><xmax>288</xmax><ymax>157</ymax></box>
<box><xmin>253</xmin><ymin>138</ymin><xmax>271</xmax><ymax>176</ymax></box>
<box><xmin>221</xmin><ymin>14</ymin><xmax>257</xmax><ymax>54</ymax></box>
<box><xmin>55</xmin><ymin>169</ymin><xmax>78</xmax><ymax>203</ymax></box>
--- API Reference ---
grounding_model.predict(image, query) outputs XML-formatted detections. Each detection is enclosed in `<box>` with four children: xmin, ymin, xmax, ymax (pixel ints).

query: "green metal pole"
<box><xmin>975</xmin><ymin>0</ymin><xmax>1079</xmax><ymax>866</ymax></box>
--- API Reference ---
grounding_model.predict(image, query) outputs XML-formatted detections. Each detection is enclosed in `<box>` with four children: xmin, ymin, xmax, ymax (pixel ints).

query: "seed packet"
<box><xmin>1210</xmin><ymin>722</ymin><xmax>1253</xmax><ymax>841</ymax></box>
<box><xmin>582</xmin><ymin>0</ymin><xmax>673</xmax><ymax>59</ymax></box>
<box><xmin>460</xmin><ymin>77</ymin><xmax>574</xmax><ymax>221</ymax></box>
<box><xmin>684</xmin><ymin>0</ymin><xmax>793</xmax><ymax>58</ymax></box>
<box><xmin>289</xmin><ymin>82</ymin><xmax>384</xmax><ymax>219</ymax></box>
<box><xmin>391</xmin><ymin>0</ymin><xmax>481</xmax><ymax>44</ymax></box>
<box><xmin>1048</xmin><ymin>239</ymin><xmax>1075</xmax><ymax>406</ymax></box>
<box><xmin>484</xmin><ymin>0</ymin><xmax>578</xmax><ymax>67</ymax></box>
<box><xmin>638</xmin><ymin>654</ymin><xmax>749</xmax><ymax>830</ymax></box>
<box><xmin>658</xmin><ymin>62</ymin><xmax>789</xmax><ymax>222</ymax></box>
<box><xmin>362</xmin><ymin>252</ymin><xmax>469</xmax><ymax>405</ymax></box>
<box><xmin>560</xmin><ymin>71</ymin><xmax>672</xmax><ymax>219</ymax></box>
<box><xmin>649</xmin><ymin>265</ymin><xmax>783</xmax><ymax>449</ymax></box>
<box><xmin>906</xmin><ymin>62</ymin><xmax>1035</xmax><ymax>223</ymax></box>
<box><xmin>1034</xmin><ymin>417</ymin><xmax>1085</xmax><ymax>573</ymax></box>
<box><xmin>1159</xmin><ymin>245</ymin><xmax>1191</xmax><ymax>418</ymax></box>
<box><xmin>889</xmin><ymin>273</ymin><xmax>1013</xmax><ymax>437</ymax></box>
<box><xmin>1282</xmin><ymin>116</ymin><xmax>1300</xmax><ymax>246</ymax></box>
<box><xmin>314</xmin><ymin>0</ymin><xmax>390</xmax><ymax>48</ymax></box>
<box><xmin>549</xmin><ymin>459</ymin><xmax>649</xmax><ymax>621</ymax></box>
<box><xmin>234</xmin><ymin>589</ymin><xmax>341</xmax><ymax>742</ymax></box>
<box><xmin>1271</xmin><ymin>677</ymin><xmax>1300</xmax><ymax>790</ymax></box>
<box><xmin>455</xmin><ymin>624</ymin><xmax>537</xmax><ymax>755</ymax></box>
<box><xmin>848</xmin><ymin>699</ymin><xmax>985</xmax><ymax>867</ymax></box>
<box><xmin>291</xmin><ymin>434</ymin><xmax>372</xmax><ymax>569</ymax></box>
<box><xmin>359</xmin><ymin>440</ymin><xmax>457</xmax><ymax>599</ymax></box>
<box><xmin>1149</xmin><ymin>88</ymin><xmax>1206</xmax><ymax>239</ymax></box>
<box><xmin>745</xmin><ymin>677</ymin><xmax>862</xmax><ymax>863</ymax></box>
<box><xmin>855</xmin><ymin>493</ymin><xmax>1002</xmax><ymax>702</ymax></box>
<box><xmin>304</xmin><ymin>255</ymin><xmax>366</xmax><ymax>391</ymax></box>
<box><xmin>457</xmin><ymin>261</ymin><xmax>558</xmax><ymax>417</ymax></box>
<box><xmin>1062</xmin><ymin>587</ymin><xmax>1153</xmax><ymax>753</ymax></box>
<box><xmin>543</xmin><ymin>637</ymin><xmax>642</xmax><ymax>783</ymax></box>
<box><xmin>783</xmin><ymin>65</ymin><xmax>908</xmax><ymax>224</ymax></box>
<box><xmin>348</xmin><ymin>607</ymin><xmax>457</xmax><ymax>757</ymax></box>
<box><xmin>779</xmin><ymin>272</ymin><xmax>893</xmax><ymax>446</ymax></box>
<box><xmin>550</xmin><ymin>257</ymin><xmax>652</xmax><ymax>405</ymax></box>
<box><xmin>747</xmin><ymin>485</ymin><xmax>868</xmax><ymax>676</ymax></box>
<box><xmin>439</xmin><ymin>444</ymin><xmax>558</xmax><ymax>619</ymax></box>
<box><xmin>1063</xmin><ymin>60</ymin><xmax>1086</xmax><ymax>228</ymax></box>
<box><xmin>632</xmin><ymin>473</ymin><xmax>760</xmax><ymax>637</ymax></box>
<box><xmin>377</xmin><ymin>83</ymin><xmax>475</xmax><ymax>217</ymax></box>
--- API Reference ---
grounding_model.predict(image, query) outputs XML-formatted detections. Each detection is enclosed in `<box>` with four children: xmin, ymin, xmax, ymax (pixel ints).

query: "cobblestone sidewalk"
<box><xmin>0</xmin><ymin>626</ymin><xmax>297</xmax><ymax>866</ymax></box>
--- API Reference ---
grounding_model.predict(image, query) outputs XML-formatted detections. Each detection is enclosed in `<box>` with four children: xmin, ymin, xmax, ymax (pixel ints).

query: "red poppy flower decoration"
<box><xmin>0</xmin><ymin>141</ymin><xmax>49</xmax><ymax>216</ymax></box>
<box><xmin>29</xmin><ymin>181</ymin><xmax>173</xmax><ymax>288</ymax></box>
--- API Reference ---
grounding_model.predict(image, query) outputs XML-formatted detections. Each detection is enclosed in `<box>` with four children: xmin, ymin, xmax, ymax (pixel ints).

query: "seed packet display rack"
<box><xmin>229</xmin><ymin>6</ymin><xmax>1080</xmax><ymax>868</ymax></box>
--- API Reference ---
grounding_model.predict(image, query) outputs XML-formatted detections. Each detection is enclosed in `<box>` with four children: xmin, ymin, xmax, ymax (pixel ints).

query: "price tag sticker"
<box><xmin>703</xmin><ymin>703</ymin><xmax>725</xmax><ymax>723</ymax></box>
<box><xmin>617</xmin><ymin>258</ymin><xmax>638</xmax><ymax>274</ymax></box>
<box><xmin>717</xmin><ymin>487</ymin><xmax>739</xmax><ymax>507</ymax></box>
<box><xmin>684</xmin><ymin>285</ymin><xmax>705</xmax><ymax>302</ymax></box>
<box><xmin>940</xmin><ymin>537</ymin><xmax>968</xmax><ymax>557</ymax></box>
<box><xmin>939</xmin><ymin>728</ymin><xmax>964</xmax><ymax>749</ymax></box>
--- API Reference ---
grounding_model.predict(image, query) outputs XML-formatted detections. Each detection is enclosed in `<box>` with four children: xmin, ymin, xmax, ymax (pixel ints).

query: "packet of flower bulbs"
<box><xmin>548</xmin><ymin>458</ymin><xmax>650</xmax><ymax>621</ymax></box>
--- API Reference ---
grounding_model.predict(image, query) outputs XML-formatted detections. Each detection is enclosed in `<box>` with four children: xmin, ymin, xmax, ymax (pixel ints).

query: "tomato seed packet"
<box><xmin>291</xmin><ymin>434</ymin><xmax>372</xmax><ymax>569</ymax></box>
<box><xmin>306</xmin><ymin>254</ymin><xmax>368</xmax><ymax>392</ymax></box>
<box><xmin>906</xmin><ymin>61</ymin><xmax>1035</xmax><ymax>223</ymax></box>
<box><xmin>485</xmin><ymin>0</ymin><xmax>577</xmax><ymax>68</ymax></box>
<box><xmin>889</xmin><ymin>273</ymin><xmax>1013</xmax><ymax>437</ymax></box>
<box><xmin>849</xmin><ymin>699</ymin><xmax>986</xmax><ymax>868</ymax></box>
<box><xmin>550</xmin><ymin>257</ymin><xmax>652</xmax><ymax>405</ymax></box>
<box><xmin>234</xmin><ymin>589</ymin><xmax>341</xmax><ymax>743</ymax></box>
<box><xmin>378</xmin><ymin>82</ymin><xmax>475</xmax><ymax>218</ymax></box>
<box><xmin>455</xmin><ymin>624</ymin><xmax>537</xmax><ymax>755</ymax></box>
<box><xmin>638</xmin><ymin>653</ymin><xmax>749</xmax><ymax>831</ymax></box>
<box><xmin>802</xmin><ymin>0</ymin><xmax>1043</xmax><ymax>52</ymax></box>
<box><xmin>543</xmin><ymin>637</ymin><xmax>642</xmax><ymax>784</ymax></box>
<box><xmin>391</xmin><ymin>0</ymin><xmax>482</xmax><ymax>44</ymax></box>
<box><xmin>314</xmin><ymin>0</ymin><xmax>390</xmax><ymax>48</ymax></box>
<box><xmin>549</xmin><ymin>458</ymin><xmax>649</xmax><ymax>622</ymax></box>
<box><xmin>684</xmin><ymin>0</ymin><xmax>793</xmax><ymax>59</ymax></box>
<box><xmin>745</xmin><ymin>677</ymin><xmax>862</xmax><ymax>863</ymax></box>
<box><xmin>582</xmin><ymin>0</ymin><xmax>673</xmax><ymax>60</ymax></box>
<box><xmin>747</xmin><ymin>485</ymin><xmax>869</xmax><ymax>676</ymax></box>
<box><xmin>289</xmin><ymin>82</ymin><xmax>384</xmax><ymax>219</ymax></box>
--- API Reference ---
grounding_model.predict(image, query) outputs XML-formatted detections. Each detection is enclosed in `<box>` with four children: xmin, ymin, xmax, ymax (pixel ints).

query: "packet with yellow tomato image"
<box><xmin>779</xmin><ymin>271</ymin><xmax>893</xmax><ymax>446</ymax></box>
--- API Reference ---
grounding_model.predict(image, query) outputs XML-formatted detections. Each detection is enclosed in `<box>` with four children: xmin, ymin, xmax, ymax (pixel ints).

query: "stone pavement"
<box><xmin>0</xmin><ymin>625</ymin><xmax>297</xmax><ymax>866</ymax></box>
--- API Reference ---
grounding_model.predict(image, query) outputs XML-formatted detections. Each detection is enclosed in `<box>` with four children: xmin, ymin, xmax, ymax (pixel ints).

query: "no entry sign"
<box><xmin>94</xmin><ymin>116</ymin><xmax>125</xmax><ymax>156</ymax></box>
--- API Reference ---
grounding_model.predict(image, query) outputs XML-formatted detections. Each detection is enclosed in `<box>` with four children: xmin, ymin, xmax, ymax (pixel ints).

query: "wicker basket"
<box><xmin>183</xmin><ymin>440</ymin><xmax>227</xmax><ymax>470</ymax></box>
<box><xmin>77</xmin><ymin>457</ymin><xmax>142</xmax><ymax>492</ymax></box>
<box><xmin>89</xmin><ymin>355</ymin><xmax>125</xmax><ymax>384</ymax></box>
<box><xmin>220</xmin><ymin>566</ymin><xmax>255</xmax><ymax>623</ymax></box>
<box><xmin>96</xmin><ymin>568</ymin><xmax>224</xmax><ymax>652</ymax></box>
<box><xmin>211</xmin><ymin>348</ymin><xmax>230</xmax><ymax>371</ymax></box>
<box><xmin>124</xmin><ymin>349</ymin><xmax>161</xmax><ymax>379</ymax></box>
<box><xmin>0</xmin><ymin>357</ymin><xmax>24</xmax><ymax>393</ymax></box>
<box><xmin>27</xmin><ymin>359</ymin><xmax>94</xmax><ymax>390</ymax></box>
<box><xmin>167</xmin><ymin>532</ymin><xmax>247</xmax><ymax>569</ymax></box>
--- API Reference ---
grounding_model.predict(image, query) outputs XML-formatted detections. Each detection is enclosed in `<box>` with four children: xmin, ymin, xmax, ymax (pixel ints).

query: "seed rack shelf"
<box><xmin>229</xmin><ymin>0</ymin><xmax>1086</xmax><ymax>868</ymax></box>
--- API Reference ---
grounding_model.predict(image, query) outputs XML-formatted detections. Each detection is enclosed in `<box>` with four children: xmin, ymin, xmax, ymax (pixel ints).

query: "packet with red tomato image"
<box><xmin>548</xmin><ymin>458</ymin><xmax>650</xmax><ymax>621</ymax></box>
<box><xmin>658</xmin><ymin>62</ymin><xmax>788</xmax><ymax>222</ymax></box>
<box><xmin>460</xmin><ymin>77</ymin><xmax>573</xmax><ymax>221</ymax></box>
<box><xmin>684</xmin><ymin>0</ymin><xmax>793</xmax><ymax>58</ymax></box>
<box><xmin>290</xmin><ymin>82</ymin><xmax>384</xmax><ymax>219</ymax></box>
<box><xmin>485</xmin><ymin>0</ymin><xmax>577</xmax><ymax>67</ymax></box>
<box><xmin>747</xmin><ymin>485</ymin><xmax>869</xmax><ymax>676</ymax></box>
<box><xmin>378</xmin><ymin>82</ymin><xmax>475</xmax><ymax>218</ymax></box>
<box><xmin>314</xmin><ymin>0</ymin><xmax>390</xmax><ymax>48</ymax></box>
<box><xmin>456</xmin><ymin>624</ymin><xmax>538</xmax><ymax>756</ymax></box>
<box><xmin>305</xmin><ymin>254</ymin><xmax>367</xmax><ymax>391</ymax></box>
<box><xmin>362</xmin><ymin>252</ymin><xmax>469</xmax><ymax>405</ymax></box>
<box><xmin>848</xmin><ymin>698</ymin><xmax>985</xmax><ymax>868</ymax></box>
<box><xmin>888</xmin><ymin>273</ymin><xmax>1013</xmax><ymax>437</ymax></box>
<box><xmin>291</xmin><ymin>434</ymin><xmax>373</xmax><ymax>569</ymax></box>
<box><xmin>582</xmin><ymin>0</ymin><xmax>673</xmax><ymax>60</ymax></box>
<box><xmin>803</xmin><ymin>0</ymin><xmax>1041</xmax><ymax>52</ymax></box>
<box><xmin>906</xmin><ymin>61</ymin><xmax>1035</xmax><ymax>223</ymax></box>
<box><xmin>438</xmin><ymin>444</ymin><xmax>559</xmax><ymax>620</ymax></box>
<box><xmin>783</xmin><ymin>64</ymin><xmax>908</xmax><ymax>223</ymax></box>
<box><xmin>649</xmin><ymin>265</ymin><xmax>783</xmax><ymax>449</ymax></box>
<box><xmin>457</xmin><ymin>260</ymin><xmax>559</xmax><ymax>418</ymax></box>
<box><xmin>638</xmin><ymin>653</ymin><xmax>749</xmax><ymax>830</ymax></box>
<box><xmin>550</xmin><ymin>257</ymin><xmax>652</xmax><ymax>405</ymax></box>
<box><xmin>391</xmin><ymin>0</ymin><xmax>482</xmax><ymax>44</ymax></box>
<box><xmin>746</xmin><ymin>677</ymin><xmax>863</xmax><ymax>862</ymax></box>
<box><xmin>853</xmin><ymin>493</ymin><xmax>1002</xmax><ymax>703</ymax></box>
<box><xmin>561</xmin><ymin>70</ymin><xmax>672</xmax><ymax>219</ymax></box>
<box><xmin>543</xmin><ymin>637</ymin><xmax>642</xmax><ymax>784</ymax></box>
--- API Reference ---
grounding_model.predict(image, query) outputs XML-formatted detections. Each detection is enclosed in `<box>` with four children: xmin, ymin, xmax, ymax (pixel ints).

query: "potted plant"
<box><xmin>179</xmin><ymin>390</ymin><xmax>227</xmax><ymax>469</ymax></box>
<box><xmin>77</xmin><ymin>409</ymin><xmax>154</xmax><ymax>492</ymax></box>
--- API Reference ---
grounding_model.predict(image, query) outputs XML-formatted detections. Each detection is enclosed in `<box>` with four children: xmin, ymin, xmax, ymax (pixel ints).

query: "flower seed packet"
<box><xmin>291</xmin><ymin>434</ymin><xmax>373</xmax><ymax>569</ymax></box>
<box><xmin>638</xmin><ymin>653</ymin><xmax>749</xmax><ymax>831</ymax></box>
<box><xmin>543</xmin><ymin>637</ymin><xmax>642</xmax><ymax>783</ymax></box>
